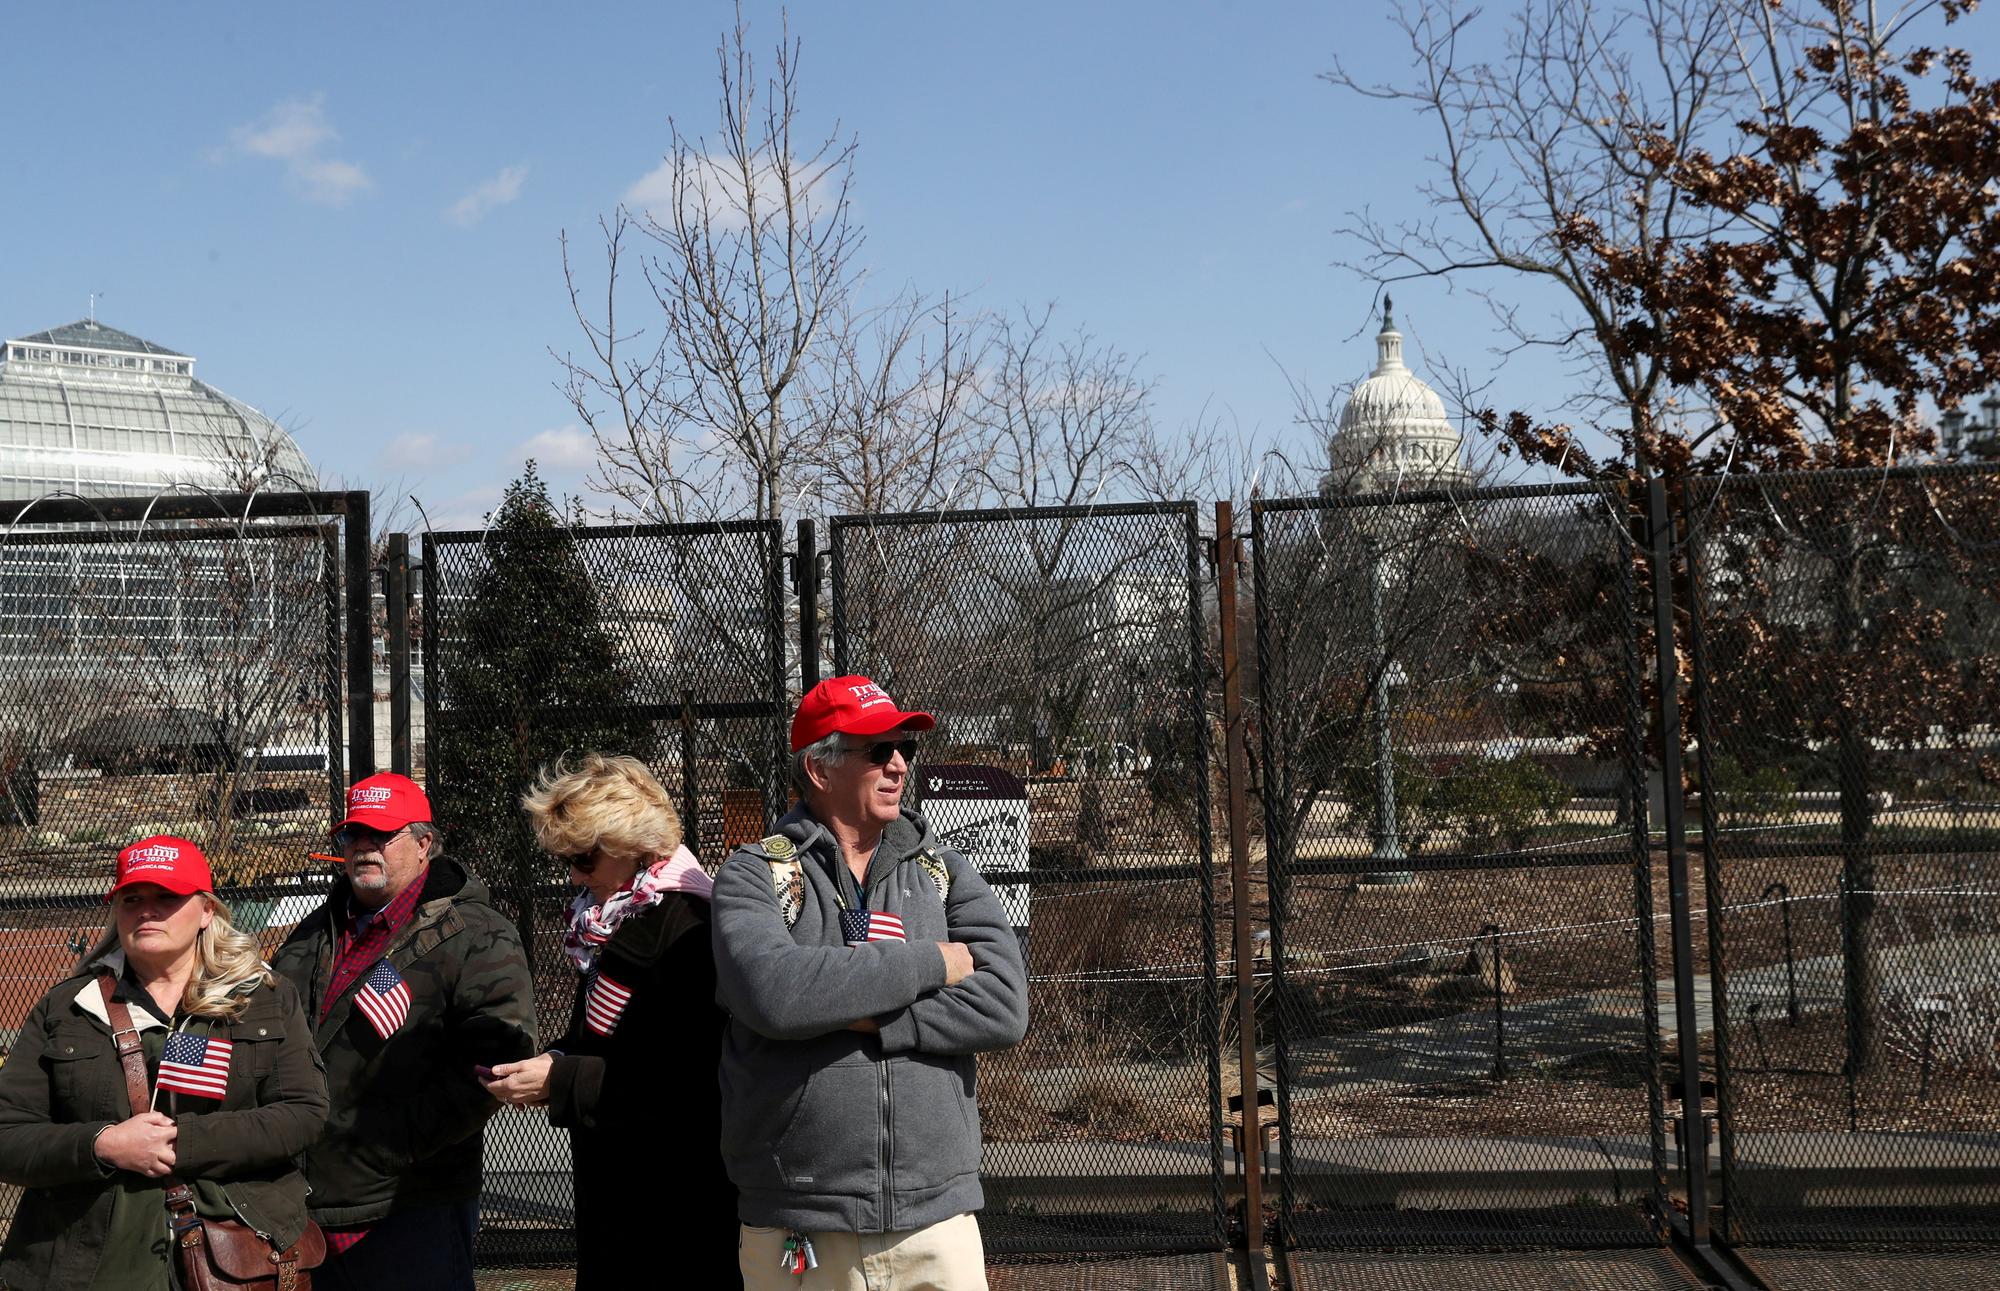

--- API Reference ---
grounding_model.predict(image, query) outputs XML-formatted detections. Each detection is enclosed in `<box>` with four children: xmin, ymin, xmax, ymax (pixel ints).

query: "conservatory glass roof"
<box><xmin>0</xmin><ymin>319</ymin><xmax>317</xmax><ymax>502</ymax></box>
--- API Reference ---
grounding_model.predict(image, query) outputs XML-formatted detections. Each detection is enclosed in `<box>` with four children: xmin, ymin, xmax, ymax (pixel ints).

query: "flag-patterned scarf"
<box><xmin>563</xmin><ymin>845</ymin><xmax>712</xmax><ymax>972</ymax></box>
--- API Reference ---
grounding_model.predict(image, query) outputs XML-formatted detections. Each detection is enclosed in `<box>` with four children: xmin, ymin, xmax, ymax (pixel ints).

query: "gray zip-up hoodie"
<box><xmin>712</xmin><ymin>804</ymin><xmax>1029</xmax><ymax>1233</ymax></box>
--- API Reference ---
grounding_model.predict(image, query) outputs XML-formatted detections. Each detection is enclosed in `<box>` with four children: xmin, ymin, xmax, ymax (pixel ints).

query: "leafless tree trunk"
<box><xmin>556</xmin><ymin>9</ymin><xmax>860</xmax><ymax>524</ymax></box>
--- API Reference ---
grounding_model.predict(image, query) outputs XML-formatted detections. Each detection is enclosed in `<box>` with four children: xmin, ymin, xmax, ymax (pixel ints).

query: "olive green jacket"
<box><xmin>270</xmin><ymin>858</ymin><xmax>537</xmax><ymax>1226</ymax></box>
<box><xmin>0</xmin><ymin>961</ymin><xmax>329</xmax><ymax>1291</ymax></box>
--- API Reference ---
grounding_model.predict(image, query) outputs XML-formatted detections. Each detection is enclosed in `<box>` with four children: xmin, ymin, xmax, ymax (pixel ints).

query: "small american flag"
<box><xmin>354</xmin><ymin>961</ymin><xmax>411</xmax><ymax>1039</ymax></box>
<box><xmin>841</xmin><ymin>909</ymin><xmax>906</xmax><ymax>944</ymax></box>
<box><xmin>157</xmin><ymin>1032</ymin><xmax>233</xmax><ymax>1100</ymax></box>
<box><xmin>583</xmin><ymin>972</ymin><xmax>633</xmax><ymax>1037</ymax></box>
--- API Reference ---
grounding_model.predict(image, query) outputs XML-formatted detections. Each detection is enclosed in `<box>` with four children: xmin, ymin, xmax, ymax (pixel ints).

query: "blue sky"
<box><xmin>3</xmin><ymin>2</ymin><xmax>1991</xmax><ymax>526</ymax></box>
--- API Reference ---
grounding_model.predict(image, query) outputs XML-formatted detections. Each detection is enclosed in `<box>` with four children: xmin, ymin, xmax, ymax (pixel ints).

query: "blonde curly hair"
<box><xmin>521</xmin><ymin>753</ymin><xmax>684</xmax><ymax>868</ymax></box>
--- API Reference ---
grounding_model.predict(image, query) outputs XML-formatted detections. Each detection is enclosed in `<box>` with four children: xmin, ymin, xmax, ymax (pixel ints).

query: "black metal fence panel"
<box><xmin>1683</xmin><ymin>465</ymin><xmax>2000</xmax><ymax>1248</ymax></box>
<box><xmin>0</xmin><ymin>492</ymin><xmax>357</xmax><ymax>1240</ymax></box>
<box><xmin>1251</xmin><ymin>483</ymin><xmax>1670</xmax><ymax>1256</ymax></box>
<box><xmin>827</xmin><ymin>503</ymin><xmax>1227</xmax><ymax>1257</ymax></box>
<box><xmin>421</xmin><ymin>518</ymin><xmax>786</xmax><ymax>1262</ymax></box>
<box><xmin>15</xmin><ymin>474</ymin><xmax>2000</xmax><ymax>1279</ymax></box>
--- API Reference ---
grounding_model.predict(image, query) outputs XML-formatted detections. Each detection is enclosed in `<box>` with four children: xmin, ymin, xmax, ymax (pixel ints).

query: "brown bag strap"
<box><xmin>94</xmin><ymin>975</ymin><xmax>205</xmax><ymax>1240</ymax></box>
<box><xmin>96</xmin><ymin>972</ymin><xmax>153</xmax><ymax>1121</ymax></box>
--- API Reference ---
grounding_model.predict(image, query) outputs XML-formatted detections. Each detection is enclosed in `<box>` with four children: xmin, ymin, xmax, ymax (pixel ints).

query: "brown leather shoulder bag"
<box><xmin>97</xmin><ymin>974</ymin><xmax>326</xmax><ymax>1291</ymax></box>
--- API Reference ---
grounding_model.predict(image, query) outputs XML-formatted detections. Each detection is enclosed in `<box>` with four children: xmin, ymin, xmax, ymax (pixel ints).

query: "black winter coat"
<box><xmin>0</xmin><ymin>965</ymin><xmax>328</xmax><ymax>1291</ymax></box>
<box><xmin>545</xmin><ymin>893</ymin><xmax>738</xmax><ymax>1289</ymax></box>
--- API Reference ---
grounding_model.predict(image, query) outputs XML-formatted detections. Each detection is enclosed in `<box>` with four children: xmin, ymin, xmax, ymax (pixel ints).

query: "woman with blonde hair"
<box><xmin>0</xmin><ymin>835</ymin><xmax>328</xmax><ymax>1291</ymax></box>
<box><xmin>482</xmin><ymin>754</ymin><xmax>737</xmax><ymax>1288</ymax></box>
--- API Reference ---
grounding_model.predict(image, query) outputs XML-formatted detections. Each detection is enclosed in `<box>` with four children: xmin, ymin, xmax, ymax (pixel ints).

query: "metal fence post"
<box><xmin>1216</xmin><ymin>502</ymin><xmax>1268</xmax><ymax>1286</ymax></box>
<box><xmin>796</xmin><ymin>519</ymin><xmax>820</xmax><ymax>691</ymax></box>
<box><xmin>1677</xmin><ymin>483</ymin><xmax>1741</xmax><ymax>1247</ymax></box>
<box><xmin>385</xmin><ymin>532</ymin><xmax>411</xmax><ymax>777</ymax></box>
<box><xmin>420</xmin><ymin>530</ymin><xmax>438</xmax><ymax>792</ymax></box>
<box><xmin>1647</xmin><ymin>476</ymin><xmax>1710</xmax><ymax>1245</ymax></box>
<box><xmin>342</xmin><ymin>490</ymin><xmax>375</xmax><ymax>783</ymax></box>
<box><xmin>323</xmin><ymin>525</ymin><xmax>347</xmax><ymax>825</ymax></box>
<box><xmin>680</xmin><ymin>689</ymin><xmax>700</xmax><ymax>846</ymax></box>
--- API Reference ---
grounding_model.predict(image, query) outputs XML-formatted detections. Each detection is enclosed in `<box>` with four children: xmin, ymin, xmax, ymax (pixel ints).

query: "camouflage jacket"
<box><xmin>270</xmin><ymin>857</ymin><xmax>537</xmax><ymax>1226</ymax></box>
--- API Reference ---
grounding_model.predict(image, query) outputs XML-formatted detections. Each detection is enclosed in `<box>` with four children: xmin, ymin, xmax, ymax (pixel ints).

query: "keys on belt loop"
<box><xmin>779</xmin><ymin>1230</ymin><xmax>817</xmax><ymax>1274</ymax></box>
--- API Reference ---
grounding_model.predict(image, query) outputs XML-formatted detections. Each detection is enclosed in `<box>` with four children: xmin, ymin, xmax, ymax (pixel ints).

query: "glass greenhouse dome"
<box><xmin>0</xmin><ymin>319</ymin><xmax>317</xmax><ymax>501</ymax></box>
<box><xmin>0</xmin><ymin>322</ymin><xmax>329</xmax><ymax>777</ymax></box>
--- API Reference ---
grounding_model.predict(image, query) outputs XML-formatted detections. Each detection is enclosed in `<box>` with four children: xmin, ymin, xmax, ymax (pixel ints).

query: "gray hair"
<box><xmin>409</xmin><ymin>820</ymin><xmax>443</xmax><ymax>857</ymax></box>
<box><xmin>789</xmin><ymin>731</ymin><xmax>851</xmax><ymax>799</ymax></box>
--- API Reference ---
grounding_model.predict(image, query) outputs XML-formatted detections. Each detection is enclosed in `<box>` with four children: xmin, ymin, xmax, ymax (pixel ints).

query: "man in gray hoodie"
<box><xmin>714</xmin><ymin>675</ymin><xmax>1029</xmax><ymax>1290</ymax></box>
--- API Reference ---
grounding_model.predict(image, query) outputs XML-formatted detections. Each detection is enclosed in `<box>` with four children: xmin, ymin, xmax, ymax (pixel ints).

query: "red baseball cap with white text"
<box><xmin>107</xmin><ymin>835</ymin><xmax>214</xmax><ymax>901</ymax></box>
<box><xmin>790</xmin><ymin>675</ymin><xmax>935</xmax><ymax>751</ymax></box>
<box><xmin>334</xmin><ymin>772</ymin><xmax>433</xmax><ymax>833</ymax></box>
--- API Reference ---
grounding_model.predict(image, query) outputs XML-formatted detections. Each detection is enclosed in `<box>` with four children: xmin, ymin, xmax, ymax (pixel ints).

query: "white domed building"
<box><xmin>0</xmin><ymin>319</ymin><xmax>316</xmax><ymax>500</ymax></box>
<box><xmin>0</xmin><ymin>321</ymin><xmax>328</xmax><ymax>789</ymax></box>
<box><xmin>1325</xmin><ymin>299</ymin><xmax>1473</xmax><ymax>494</ymax></box>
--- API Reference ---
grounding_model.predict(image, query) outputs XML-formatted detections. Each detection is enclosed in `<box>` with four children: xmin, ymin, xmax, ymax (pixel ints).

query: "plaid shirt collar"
<box><xmin>342</xmin><ymin>865</ymin><xmax>429</xmax><ymax>938</ymax></box>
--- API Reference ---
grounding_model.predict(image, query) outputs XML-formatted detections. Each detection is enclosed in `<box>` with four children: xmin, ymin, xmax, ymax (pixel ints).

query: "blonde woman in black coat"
<box><xmin>481</xmin><ymin>755</ymin><xmax>738</xmax><ymax>1289</ymax></box>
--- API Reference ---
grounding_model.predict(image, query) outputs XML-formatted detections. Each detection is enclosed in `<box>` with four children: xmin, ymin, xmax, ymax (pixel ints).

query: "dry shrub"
<box><xmin>1048</xmin><ymin>1073</ymin><xmax>1150</xmax><ymax>1137</ymax></box>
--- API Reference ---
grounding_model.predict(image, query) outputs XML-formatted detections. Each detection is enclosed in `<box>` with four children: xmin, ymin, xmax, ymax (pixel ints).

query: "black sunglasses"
<box><xmin>331</xmin><ymin>823</ymin><xmax>411</xmax><ymax>852</ymax></box>
<box><xmin>846</xmin><ymin>738</ymin><xmax>919</xmax><ymax>766</ymax></box>
<box><xmin>561</xmin><ymin>849</ymin><xmax>599</xmax><ymax>874</ymax></box>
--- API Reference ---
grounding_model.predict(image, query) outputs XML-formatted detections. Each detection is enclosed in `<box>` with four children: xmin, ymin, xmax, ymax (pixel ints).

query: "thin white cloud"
<box><xmin>519</xmin><ymin>424</ymin><xmax>596</xmax><ymax>472</ymax></box>
<box><xmin>231</xmin><ymin>98</ymin><xmax>336</xmax><ymax>161</ymax></box>
<box><xmin>377</xmin><ymin>432</ymin><xmax>473</xmax><ymax>472</ymax></box>
<box><xmin>298</xmin><ymin>158</ymin><xmax>370</xmax><ymax>205</ymax></box>
<box><xmin>624</xmin><ymin>159</ymin><xmax>680</xmax><ymax>213</ymax></box>
<box><xmin>624</xmin><ymin>153</ymin><xmax>820</xmax><ymax>232</ymax></box>
<box><xmin>446</xmin><ymin>163</ymin><xmax>530</xmax><ymax>227</ymax></box>
<box><xmin>224</xmin><ymin>95</ymin><xmax>371</xmax><ymax>205</ymax></box>
<box><xmin>427</xmin><ymin>484</ymin><xmax>506</xmax><ymax>531</ymax></box>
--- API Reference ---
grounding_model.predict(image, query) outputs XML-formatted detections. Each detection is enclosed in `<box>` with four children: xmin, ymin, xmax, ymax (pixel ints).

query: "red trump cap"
<box><xmin>335</xmin><ymin>772</ymin><xmax>433</xmax><ymax>833</ymax></box>
<box><xmin>790</xmin><ymin>675</ymin><xmax>935</xmax><ymax>751</ymax></box>
<box><xmin>108</xmin><ymin>835</ymin><xmax>214</xmax><ymax>901</ymax></box>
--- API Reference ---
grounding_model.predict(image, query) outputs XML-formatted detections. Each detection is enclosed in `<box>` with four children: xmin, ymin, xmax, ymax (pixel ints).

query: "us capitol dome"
<box><xmin>0</xmin><ymin>318</ymin><xmax>316</xmax><ymax>500</ymax></box>
<box><xmin>1325</xmin><ymin>298</ymin><xmax>1473</xmax><ymax>493</ymax></box>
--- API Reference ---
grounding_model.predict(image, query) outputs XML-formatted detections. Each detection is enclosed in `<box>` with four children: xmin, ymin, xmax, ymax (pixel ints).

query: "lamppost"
<box><xmin>1364</xmin><ymin>539</ymin><xmax>1414</xmax><ymax>884</ymax></box>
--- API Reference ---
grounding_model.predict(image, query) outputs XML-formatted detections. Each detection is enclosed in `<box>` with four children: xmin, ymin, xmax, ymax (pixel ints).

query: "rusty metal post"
<box><xmin>1649</xmin><ymin>476</ymin><xmax>1711</xmax><ymax>1245</ymax></box>
<box><xmin>1215</xmin><ymin>502</ymin><xmax>1268</xmax><ymax>1283</ymax></box>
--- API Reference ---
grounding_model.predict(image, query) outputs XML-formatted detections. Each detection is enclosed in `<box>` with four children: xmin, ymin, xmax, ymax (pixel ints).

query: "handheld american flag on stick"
<box><xmin>157</xmin><ymin>1032</ymin><xmax>232</xmax><ymax>1101</ymax></box>
<box><xmin>841</xmin><ymin>910</ymin><xmax>906</xmax><ymax>944</ymax></box>
<box><xmin>354</xmin><ymin>961</ymin><xmax>411</xmax><ymax>1039</ymax></box>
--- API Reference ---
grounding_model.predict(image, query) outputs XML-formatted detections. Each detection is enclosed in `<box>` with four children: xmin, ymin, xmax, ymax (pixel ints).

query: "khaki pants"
<box><xmin>739</xmin><ymin>1213</ymin><xmax>987</xmax><ymax>1291</ymax></box>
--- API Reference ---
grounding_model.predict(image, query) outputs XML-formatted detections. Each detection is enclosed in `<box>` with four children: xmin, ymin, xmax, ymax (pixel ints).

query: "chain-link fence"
<box><xmin>0</xmin><ymin>491</ymin><xmax>364</xmax><ymax>1241</ymax></box>
<box><xmin>828</xmin><ymin>502</ymin><xmax>1227</xmax><ymax>1261</ymax></box>
<box><xmin>7</xmin><ymin>476</ymin><xmax>1999</xmax><ymax>1286</ymax></box>
<box><xmin>421</xmin><ymin>517</ymin><xmax>786</xmax><ymax>1261</ymax></box>
<box><xmin>1251</xmin><ymin>482</ymin><xmax>1672</xmax><ymax>1272</ymax></box>
<box><xmin>1684</xmin><ymin>465</ymin><xmax>2000</xmax><ymax>1258</ymax></box>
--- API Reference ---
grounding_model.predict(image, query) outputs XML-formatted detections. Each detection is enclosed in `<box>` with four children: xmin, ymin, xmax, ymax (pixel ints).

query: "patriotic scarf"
<box><xmin>563</xmin><ymin>845</ymin><xmax>712</xmax><ymax>972</ymax></box>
